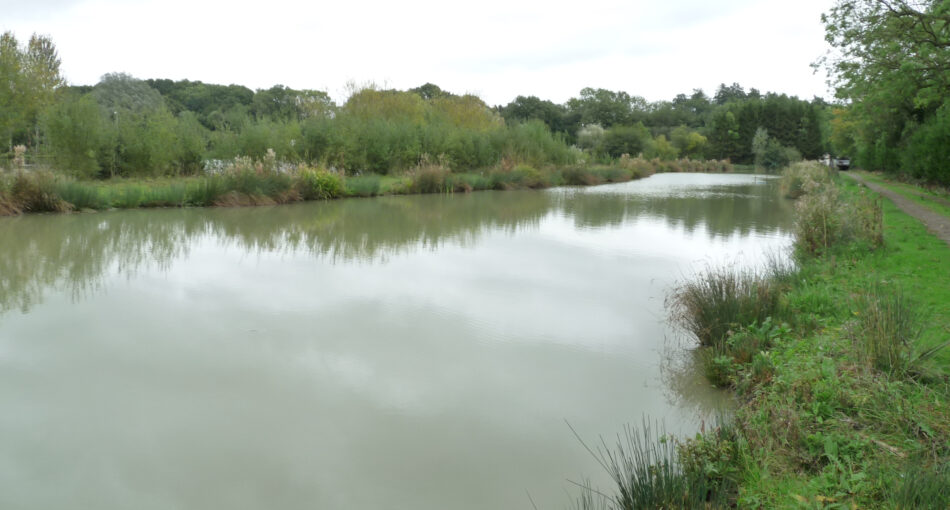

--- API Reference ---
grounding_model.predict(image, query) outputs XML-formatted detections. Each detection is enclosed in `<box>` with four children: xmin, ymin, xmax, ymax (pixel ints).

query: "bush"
<box><xmin>295</xmin><ymin>167</ymin><xmax>344</xmax><ymax>200</ymax></box>
<box><xmin>561</xmin><ymin>166</ymin><xmax>602</xmax><ymax>186</ymax></box>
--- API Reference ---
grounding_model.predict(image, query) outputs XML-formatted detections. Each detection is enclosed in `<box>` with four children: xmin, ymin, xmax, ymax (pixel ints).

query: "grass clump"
<box><xmin>851</xmin><ymin>283</ymin><xmax>948</xmax><ymax>377</ymax></box>
<box><xmin>410</xmin><ymin>157</ymin><xmax>451</xmax><ymax>194</ymax></box>
<box><xmin>10</xmin><ymin>171</ymin><xmax>71</xmax><ymax>213</ymax></box>
<box><xmin>344</xmin><ymin>175</ymin><xmax>382</xmax><ymax>197</ymax></box>
<box><xmin>571</xmin><ymin>421</ymin><xmax>736</xmax><ymax>510</ymax></box>
<box><xmin>669</xmin><ymin>265</ymin><xmax>786</xmax><ymax>348</ymax></box>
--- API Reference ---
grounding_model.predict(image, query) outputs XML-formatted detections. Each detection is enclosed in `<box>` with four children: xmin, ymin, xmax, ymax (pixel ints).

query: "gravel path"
<box><xmin>843</xmin><ymin>172</ymin><xmax>950</xmax><ymax>247</ymax></box>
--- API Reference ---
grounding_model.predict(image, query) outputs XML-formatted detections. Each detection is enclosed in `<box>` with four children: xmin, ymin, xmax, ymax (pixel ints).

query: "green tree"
<box><xmin>602</xmin><ymin>123</ymin><xmax>651</xmax><ymax>158</ymax></box>
<box><xmin>670</xmin><ymin>125</ymin><xmax>708</xmax><ymax>159</ymax></box>
<box><xmin>21</xmin><ymin>34</ymin><xmax>65</xmax><ymax>145</ymax></box>
<box><xmin>0</xmin><ymin>32</ymin><xmax>25</xmax><ymax>151</ymax></box>
<box><xmin>820</xmin><ymin>0</ymin><xmax>950</xmax><ymax>181</ymax></box>
<box><xmin>43</xmin><ymin>92</ymin><xmax>105</xmax><ymax>178</ymax></box>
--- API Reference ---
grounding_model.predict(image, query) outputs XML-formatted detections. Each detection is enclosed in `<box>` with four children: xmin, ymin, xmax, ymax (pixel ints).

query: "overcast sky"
<box><xmin>2</xmin><ymin>0</ymin><xmax>836</xmax><ymax>106</ymax></box>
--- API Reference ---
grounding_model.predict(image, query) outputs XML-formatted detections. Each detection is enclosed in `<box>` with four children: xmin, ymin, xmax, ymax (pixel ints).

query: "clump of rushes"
<box><xmin>561</xmin><ymin>166</ymin><xmax>603</xmax><ymax>186</ymax></box>
<box><xmin>668</xmin><ymin>265</ymin><xmax>785</xmax><ymax>348</ymax></box>
<box><xmin>571</xmin><ymin>421</ymin><xmax>736</xmax><ymax>510</ymax></box>
<box><xmin>851</xmin><ymin>283</ymin><xmax>948</xmax><ymax>377</ymax></box>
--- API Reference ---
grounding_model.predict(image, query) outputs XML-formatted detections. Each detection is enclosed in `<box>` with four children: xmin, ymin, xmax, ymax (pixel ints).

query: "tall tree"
<box><xmin>0</xmin><ymin>32</ymin><xmax>24</xmax><ymax>150</ymax></box>
<box><xmin>21</xmin><ymin>34</ymin><xmax>65</xmax><ymax>144</ymax></box>
<box><xmin>820</xmin><ymin>0</ymin><xmax>950</xmax><ymax>179</ymax></box>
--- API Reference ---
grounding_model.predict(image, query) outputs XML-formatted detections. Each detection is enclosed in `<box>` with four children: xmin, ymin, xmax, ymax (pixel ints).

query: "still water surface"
<box><xmin>0</xmin><ymin>173</ymin><xmax>793</xmax><ymax>509</ymax></box>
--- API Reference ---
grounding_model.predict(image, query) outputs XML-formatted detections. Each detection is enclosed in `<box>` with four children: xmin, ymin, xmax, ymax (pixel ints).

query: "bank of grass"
<box><xmin>0</xmin><ymin>155</ymin><xmax>734</xmax><ymax>215</ymax></box>
<box><xmin>575</xmin><ymin>162</ymin><xmax>950</xmax><ymax>508</ymax></box>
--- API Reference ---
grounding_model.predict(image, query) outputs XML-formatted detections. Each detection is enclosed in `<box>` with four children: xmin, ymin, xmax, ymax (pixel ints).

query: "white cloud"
<box><xmin>0</xmin><ymin>0</ymin><xmax>836</xmax><ymax>105</ymax></box>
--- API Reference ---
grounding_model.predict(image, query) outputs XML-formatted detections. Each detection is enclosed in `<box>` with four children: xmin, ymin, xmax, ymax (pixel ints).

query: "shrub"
<box><xmin>295</xmin><ymin>167</ymin><xmax>344</xmax><ymax>200</ymax></box>
<box><xmin>617</xmin><ymin>154</ymin><xmax>655</xmax><ymax>178</ymax></box>
<box><xmin>793</xmin><ymin>169</ymin><xmax>883</xmax><ymax>255</ymax></box>
<box><xmin>794</xmin><ymin>177</ymin><xmax>843</xmax><ymax>256</ymax></box>
<box><xmin>511</xmin><ymin>164</ymin><xmax>545</xmax><ymax>188</ymax></box>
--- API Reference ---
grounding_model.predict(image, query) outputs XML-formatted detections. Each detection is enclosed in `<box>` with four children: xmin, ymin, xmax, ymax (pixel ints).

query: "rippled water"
<box><xmin>0</xmin><ymin>173</ymin><xmax>793</xmax><ymax>509</ymax></box>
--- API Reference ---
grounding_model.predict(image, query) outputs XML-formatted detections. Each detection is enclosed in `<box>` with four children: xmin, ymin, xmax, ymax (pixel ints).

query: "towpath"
<box><xmin>843</xmin><ymin>172</ymin><xmax>950</xmax><ymax>247</ymax></box>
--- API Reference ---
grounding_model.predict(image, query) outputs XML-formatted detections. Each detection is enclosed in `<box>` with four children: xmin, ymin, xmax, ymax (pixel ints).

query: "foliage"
<box><xmin>602</xmin><ymin>123</ymin><xmax>651</xmax><ymax>158</ymax></box>
<box><xmin>652</xmin><ymin>175</ymin><xmax>950</xmax><ymax>508</ymax></box>
<box><xmin>820</xmin><ymin>0</ymin><xmax>950</xmax><ymax>183</ymax></box>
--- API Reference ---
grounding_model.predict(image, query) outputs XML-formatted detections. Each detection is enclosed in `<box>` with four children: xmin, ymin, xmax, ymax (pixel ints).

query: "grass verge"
<box><xmin>574</xmin><ymin>162</ymin><xmax>950</xmax><ymax>508</ymax></box>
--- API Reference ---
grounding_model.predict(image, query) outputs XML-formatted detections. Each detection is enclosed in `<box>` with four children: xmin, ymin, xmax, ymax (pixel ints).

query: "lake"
<box><xmin>0</xmin><ymin>173</ymin><xmax>794</xmax><ymax>509</ymax></box>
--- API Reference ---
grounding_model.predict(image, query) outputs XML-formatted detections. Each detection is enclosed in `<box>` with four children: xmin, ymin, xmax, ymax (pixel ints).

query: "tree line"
<box><xmin>2</xmin><ymin>31</ymin><xmax>832</xmax><ymax>180</ymax></box>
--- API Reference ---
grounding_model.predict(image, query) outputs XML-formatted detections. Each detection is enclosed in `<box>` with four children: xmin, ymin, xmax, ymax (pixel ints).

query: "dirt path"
<box><xmin>843</xmin><ymin>172</ymin><xmax>950</xmax><ymax>247</ymax></box>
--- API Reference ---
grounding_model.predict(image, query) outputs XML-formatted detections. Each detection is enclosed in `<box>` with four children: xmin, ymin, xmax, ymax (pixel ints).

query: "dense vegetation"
<box><xmin>575</xmin><ymin>163</ymin><xmax>950</xmax><ymax>508</ymax></box>
<box><xmin>820</xmin><ymin>0</ymin><xmax>950</xmax><ymax>184</ymax></box>
<box><xmin>1</xmin><ymin>32</ymin><xmax>829</xmax><ymax>188</ymax></box>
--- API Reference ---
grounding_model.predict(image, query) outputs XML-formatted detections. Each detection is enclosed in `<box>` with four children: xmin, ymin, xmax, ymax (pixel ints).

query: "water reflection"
<box><xmin>0</xmin><ymin>173</ymin><xmax>794</xmax><ymax>510</ymax></box>
<box><xmin>0</xmin><ymin>174</ymin><xmax>790</xmax><ymax>315</ymax></box>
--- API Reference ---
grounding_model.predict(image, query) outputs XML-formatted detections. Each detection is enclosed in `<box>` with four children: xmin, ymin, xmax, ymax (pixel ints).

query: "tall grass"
<box><xmin>780</xmin><ymin>161</ymin><xmax>833</xmax><ymax>199</ymax></box>
<box><xmin>668</xmin><ymin>265</ymin><xmax>785</xmax><ymax>348</ymax></box>
<box><xmin>571</xmin><ymin>421</ymin><xmax>734</xmax><ymax>509</ymax></box>
<box><xmin>793</xmin><ymin>167</ymin><xmax>884</xmax><ymax>256</ymax></box>
<box><xmin>10</xmin><ymin>171</ymin><xmax>71</xmax><ymax>213</ymax></box>
<box><xmin>892</xmin><ymin>461</ymin><xmax>950</xmax><ymax>509</ymax></box>
<box><xmin>851</xmin><ymin>283</ymin><xmax>948</xmax><ymax>376</ymax></box>
<box><xmin>344</xmin><ymin>175</ymin><xmax>382</xmax><ymax>197</ymax></box>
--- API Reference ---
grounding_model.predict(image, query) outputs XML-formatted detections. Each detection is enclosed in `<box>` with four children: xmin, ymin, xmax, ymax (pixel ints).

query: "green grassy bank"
<box><xmin>575</xmin><ymin>162</ymin><xmax>950</xmax><ymax>509</ymax></box>
<box><xmin>0</xmin><ymin>155</ymin><xmax>732</xmax><ymax>216</ymax></box>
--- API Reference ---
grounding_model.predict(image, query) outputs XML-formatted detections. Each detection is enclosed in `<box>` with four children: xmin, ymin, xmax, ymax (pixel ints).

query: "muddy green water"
<box><xmin>0</xmin><ymin>173</ymin><xmax>793</xmax><ymax>509</ymax></box>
